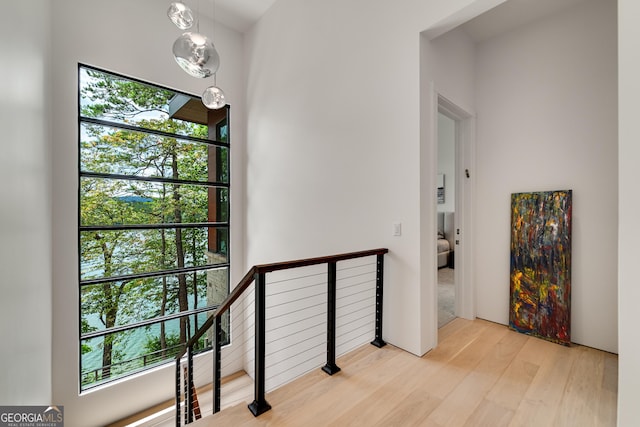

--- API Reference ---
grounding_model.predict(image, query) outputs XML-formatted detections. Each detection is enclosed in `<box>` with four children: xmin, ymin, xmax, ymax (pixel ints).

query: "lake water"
<box><xmin>82</xmin><ymin>297</ymin><xmax>209</xmax><ymax>375</ymax></box>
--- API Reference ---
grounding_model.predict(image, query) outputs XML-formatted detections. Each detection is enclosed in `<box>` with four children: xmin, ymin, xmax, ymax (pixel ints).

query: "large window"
<box><xmin>78</xmin><ymin>65</ymin><xmax>230</xmax><ymax>390</ymax></box>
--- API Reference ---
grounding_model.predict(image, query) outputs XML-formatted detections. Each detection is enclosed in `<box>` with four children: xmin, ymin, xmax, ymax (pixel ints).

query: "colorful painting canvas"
<box><xmin>510</xmin><ymin>190</ymin><xmax>572</xmax><ymax>346</ymax></box>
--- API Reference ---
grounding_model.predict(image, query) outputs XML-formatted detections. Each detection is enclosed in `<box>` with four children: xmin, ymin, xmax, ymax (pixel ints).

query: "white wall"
<box><xmin>429</xmin><ymin>26</ymin><xmax>478</xmax><ymax>223</ymax></box>
<box><xmin>429</xmin><ymin>28</ymin><xmax>478</xmax><ymax>115</ymax></box>
<box><xmin>245</xmin><ymin>0</ymin><xmax>417</xmax><ymax>356</ymax></box>
<box><xmin>48</xmin><ymin>1</ymin><xmax>246</xmax><ymax>425</ymax></box>
<box><xmin>438</xmin><ymin>113</ymin><xmax>456</xmax><ymax>213</ymax></box>
<box><xmin>245</xmin><ymin>0</ymin><xmax>506</xmax><ymax>357</ymax></box>
<box><xmin>0</xmin><ymin>0</ymin><xmax>52</xmax><ymax>405</ymax></box>
<box><xmin>474</xmin><ymin>0</ymin><xmax>618</xmax><ymax>352</ymax></box>
<box><xmin>0</xmin><ymin>0</ymin><xmax>504</xmax><ymax>421</ymax></box>
<box><xmin>421</xmin><ymin>24</ymin><xmax>478</xmax><ymax>340</ymax></box>
<box><xmin>5</xmin><ymin>0</ymin><xmax>634</xmax><ymax>423</ymax></box>
<box><xmin>618</xmin><ymin>0</ymin><xmax>640</xmax><ymax>423</ymax></box>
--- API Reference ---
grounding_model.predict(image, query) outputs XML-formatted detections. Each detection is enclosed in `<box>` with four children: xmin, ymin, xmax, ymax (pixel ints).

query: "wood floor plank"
<box><xmin>597</xmin><ymin>353</ymin><xmax>618</xmax><ymax>426</ymax></box>
<box><xmin>602</xmin><ymin>352</ymin><xmax>618</xmax><ymax>392</ymax></box>
<box><xmin>371</xmin><ymin>389</ymin><xmax>442</xmax><ymax>427</ymax></box>
<box><xmin>464</xmin><ymin>399</ymin><xmax>514</xmax><ymax>427</ymax></box>
<box><xmin>326</xmin><ymin>364</ymin><xmax>422</xmax><ymax>425</ymax></box>
<box><xmin>188</xmin><ymin>319</ymin><xmax>617</xmax><ymax>427</ymax></box>
<box><xmin>261</xmin><ymin>340</ymin><xmax>381</xmax><ymax>401</ymax></box>
<box><xmin>485</xmin><ymin>335</ymin><xmax>540</xmax><ymax>412</ymax></box>
<box><xmin>270</xmin><ymin>349</ymin><xmax>416</xmax><ymax>426</ymax></box>
<box><xmin>192</xmin><ymin>344</ymin><xmax>408</xmax><ymax>427</ymax></box>
<box><xmin>420</xmin><ymin>320</ymin><xmax>508</xmax><ymax>403</ymax></box>
<box><xmin>429</xmin><ymin>319</ymin><xmax>490</xmax><ymax>364</ymax></box>
<box><xmin>438</xmin><ymin>316</ymin><xmax>475</xmax><ymax>342</ymax></box>
<box><xmin>328</xmin><ymin>344</ymin><xmax>445</xmax><ymax>426</ymax></box>
<box><xmin>554</xmin><ymin>345</ymin><xmax>605</xmax><ymax>427</ymax></box>
<box><xmin>265</xmin><ymin>343</ymin><xmax>394</xmax><ymax>409</ymax></box>
<box><xmin>426</xmin><ymin>324</ymin><xmax>520</xmax><ymax>426</ymax></box>
<box><xmin>508</xmin><ymin>340</ymin><xmax>577</xmax><ymax>426</ymax></box>
<box><xmin>220</xmin><ymin>374</ymin><xmax>254</xmax><ymax>408</ymax></box>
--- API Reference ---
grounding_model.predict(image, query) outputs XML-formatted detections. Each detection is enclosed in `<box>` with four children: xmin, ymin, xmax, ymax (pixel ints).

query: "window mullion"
<box><xmin>79</xmin><ymin>263</ymin><xmax>230</xmax><ymax>287</ymax></box>
<box><xmin>78</xmin><ymin>64</ymin><xmax>230</xmax><ymax>390</ymax></box>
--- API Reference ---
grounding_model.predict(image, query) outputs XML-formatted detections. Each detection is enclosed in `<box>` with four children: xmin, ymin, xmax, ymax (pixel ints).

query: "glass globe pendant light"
<box><xmin>167</xmin><ymin>0</ymin><xmax>227</xmax><ymax>108</ymax></box>
<box><xmin>167</xmin><ymin>2</ymin><xmax>194</xmax><ymax>30</ymax></box>
<box><xmin>202</xmin><ymin>77</ymin><xmax>226</xmax><ymax>109</ymax></box>
<box><xmin>172</xmin><ymin>32</ymin><xmax>220</xmax><ymax>78</ymax></box>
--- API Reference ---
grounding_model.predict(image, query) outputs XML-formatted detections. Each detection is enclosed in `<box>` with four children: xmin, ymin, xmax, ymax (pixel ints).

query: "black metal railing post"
<box><xmin>183</xmin><ymin>367</ymin><xmax>188</xmax><ymax>423</ymax></box>
<box><xmin>175</xmin><ymin>359</ymin><xmax>181</xmax><ymax>427</ymax></box>
<box><xmin>186</xmin><ymin>347</ymin><xmax>194</xmax><ymax>424</ymax></box>
<box><xmin>248</xmin><ymin>272</ymin><xmax>272</xmax><ymax>417</ymax></box>
<box><xmin>213</xmin><ymin>315</ymin><xmax>222</xmax><ymax>414</ymax></box>
<box><xmin>322</xmin><ymin>261</ymin><xmax>341</xmax><ymax>375</ymax></box>
<box><xmin>371</xmin><ymin>254</ymin><xmax>387</xmax><ymax>348</ymax></box>
<box><xmin>175</xmin><ymin>249</ymin><xmax>388</xmax><ymax>423</ymax></box>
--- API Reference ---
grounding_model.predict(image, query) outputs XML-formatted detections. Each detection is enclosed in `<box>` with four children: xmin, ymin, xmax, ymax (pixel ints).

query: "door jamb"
<box><xmin>436</xmin><ymin>94</ymin><xmax>476</xmax><ymax>340</ymax></box>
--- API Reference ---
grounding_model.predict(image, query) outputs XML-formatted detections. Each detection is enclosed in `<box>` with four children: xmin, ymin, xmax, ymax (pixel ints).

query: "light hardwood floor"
<box><xmin>193</xmin><ymin>318</ymin><xmax>617</xmax><ymax>427</ymax></box>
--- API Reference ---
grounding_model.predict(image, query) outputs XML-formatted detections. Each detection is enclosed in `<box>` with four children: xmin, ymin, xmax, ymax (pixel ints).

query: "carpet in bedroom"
<box><xmin>438</xmin><ymin>267</ymin><xmax>455</xmax><ymax>328</ymax></box>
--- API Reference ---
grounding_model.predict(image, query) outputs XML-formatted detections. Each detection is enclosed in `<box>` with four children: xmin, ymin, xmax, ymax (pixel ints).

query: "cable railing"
<box><xmin>174</xmin><ymin>248</ymin><xmax>388</xmax><ymax>426</ymax></box>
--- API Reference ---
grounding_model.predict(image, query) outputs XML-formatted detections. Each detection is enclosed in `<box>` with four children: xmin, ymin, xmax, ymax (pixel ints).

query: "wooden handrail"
<box><xmin>254</xmin><ymin>248</ymin><xmax>388</xmax><ymax>273</ymax></box>
<box><xmin>176</xmin><ymin>248</ymin><xmax>388</xmax><ymax>425</ymax></box>
<box><xmin>176</xmin><ymin>248</ymin><xmax>388</xmax><ymax>360</ymax></box>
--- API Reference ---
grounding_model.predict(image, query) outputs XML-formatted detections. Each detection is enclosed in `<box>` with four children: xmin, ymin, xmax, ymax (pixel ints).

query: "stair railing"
<box><xmin>175</xmin><ymin>248</ymin><xmax>389</xmax><ymax>426</ymax></box>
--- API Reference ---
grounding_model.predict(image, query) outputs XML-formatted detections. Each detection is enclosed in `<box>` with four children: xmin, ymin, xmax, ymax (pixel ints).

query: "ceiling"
<box><xmin>461</xmin><ymin>0</ymin><xmax>591</xmax><ymax>42</ymax></box>
<box><xmin>197</xmin><ymin>0</ymin><xmax>278</xmax><ymax>32</ymax></box>
<box><xmin>201</xmin><ymin>0</ymin><xmax>593</xmax><ymax>39</ymax></box>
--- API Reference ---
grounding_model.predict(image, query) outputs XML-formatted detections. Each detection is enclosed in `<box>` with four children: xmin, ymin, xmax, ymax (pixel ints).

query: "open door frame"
<box><xmin>436</xmin><ymin>93</ymin><xmax>476</xmax><ymax>338</ymax></box>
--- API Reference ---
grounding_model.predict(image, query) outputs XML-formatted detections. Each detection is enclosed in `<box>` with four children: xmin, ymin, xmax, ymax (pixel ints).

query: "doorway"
<box><xmin>435</xmin><ymin>95</ymin><xmax>475</xmax><ymax>336</ymax></box>
<box><xmin>437</xmin><ymin>111</ymin><xmax>456</xmax><ymax>328</ymax></box>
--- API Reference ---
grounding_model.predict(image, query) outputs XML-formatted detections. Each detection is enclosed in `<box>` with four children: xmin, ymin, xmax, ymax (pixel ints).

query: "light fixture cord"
<box><xmin>196</xmin><ymin>0</ymin><xmax>200</xmax><ymax>33</ymax></box>
<box><xmin>213</xmin><ymin>0</ymin><xmax>217</xmax><ymax>84</ymax></box>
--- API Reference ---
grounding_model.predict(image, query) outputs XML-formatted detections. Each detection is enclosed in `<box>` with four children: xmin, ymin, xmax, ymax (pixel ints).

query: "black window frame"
<box><xmin>77</xmin><ymin>64</ymin><xmax>231</xmax><ymax>390</ymax></box>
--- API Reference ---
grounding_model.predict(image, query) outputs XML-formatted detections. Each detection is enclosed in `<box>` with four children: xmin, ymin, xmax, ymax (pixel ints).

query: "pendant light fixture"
<box><xmin>202</xmin><ymin>76</ymin><xmax>226</xmax><ymax>109</ymax></box>
<box><xmin>167</xmin><ymin>0</ymin><xmax>226</xmax><ymax>109</ymax></box>
<box><xmin>167</xmin><ymin>2</ymin><xmax>194</xmax><ymax>30</ymax></box>
<box><xmin>172</xmin><ymin>32</ymin><xmax>220</xmax><ymax>78</ymax></box>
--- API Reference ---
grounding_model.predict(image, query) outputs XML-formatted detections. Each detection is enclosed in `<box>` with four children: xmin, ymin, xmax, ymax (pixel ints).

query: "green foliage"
<box><xmin>81</xmin><ymin>69</ymin><xmax>173</xmax><ymax>120</ymax></box>
<box><xmin>79</xmin><ymin>67</ymin><xmax>229</xmax><ymax>388</ymax></box>
<box><xmin>81</xmin><ymin>319</ymin><xmax>97</xmax><ymax>355</ymax></box>
<box><xmin>143</xmin><ymin>332</ymin><xmax>181</xmax><ymax>354</ymax></box>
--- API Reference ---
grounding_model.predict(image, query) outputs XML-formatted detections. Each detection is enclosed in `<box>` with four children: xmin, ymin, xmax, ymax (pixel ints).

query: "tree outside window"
<box><xmin>78</xmin><ymin>65</ymin><xmax>230</xmax><ymax>390</ymax></box>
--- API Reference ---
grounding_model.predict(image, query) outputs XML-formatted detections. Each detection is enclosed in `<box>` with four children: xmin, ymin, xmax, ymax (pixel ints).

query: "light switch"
<box><xmin>393</xmin><ymin>222</ymin><xmax>402</xmax><ymax>236</ymax></box>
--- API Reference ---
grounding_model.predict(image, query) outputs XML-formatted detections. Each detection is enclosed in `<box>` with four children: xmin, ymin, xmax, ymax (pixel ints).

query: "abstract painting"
<box><xmin>510</xmin><ymin>190</ymin><xmax>572</xmax><ymax>345</ymax></box>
